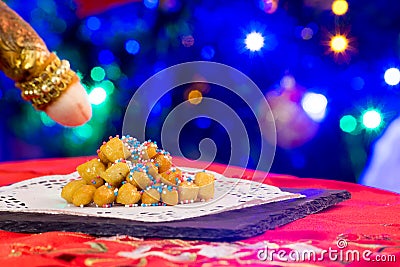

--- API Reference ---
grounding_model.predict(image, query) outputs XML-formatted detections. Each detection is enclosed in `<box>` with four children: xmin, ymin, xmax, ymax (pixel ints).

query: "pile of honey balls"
<box><xmin>61</xmin><ymin>136</ymin><xmax>215</xmax><ymax>208</ymax></box>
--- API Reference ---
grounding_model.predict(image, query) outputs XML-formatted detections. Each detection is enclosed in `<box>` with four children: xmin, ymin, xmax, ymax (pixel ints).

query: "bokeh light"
<box><xmin>301</xmin><ymin>92</ymin><xmax>328</xmax><ymax>122</ymax></box>
<box><xmin>259</xmin><ymin>0</ymin><xmax>279</xmax><ymax>14</ymax></box>
<box><xmin>362</xmin><ymin>110</ymin><xmax>382</xmax><ymax>129</ymax></box>
<box><xmin>280</xmin><ymin>75</ymin><xmax>296</xmax><ymax>89</ymax></box>
<box><xmin>384</xmin><ymin>67</ymin><xmax>400</xmax><ymax>86</ymax></box>
<box><xmin>181</xmin><ymin>35</ymin><xmax>194</xmax><ymax>47</ymax></box>
<box><xmin>90</xmin><ymin>66</ymin><xmax>106</xmax><ymax>82</ymax></box>
<box><xmin>98</xmin><ymin>49</ymin><xmax>115</xmax><ymax>65</ymax></box>
<box><xmin>73</xmin><ymin>124</ymin><xmax>93</xmax><ymax>140</ymax></box>
<box><xmin>40</xmin><ymin>112</ymin><xmax>56</xmax><ymax>127</ymax></box>
<box><xmin>98</xmin><ymin>80</ymin><xmax>115</xmax><ymax>94</ymax></box>
<box><xmin>201</xmin><ymin>46</ymin><xmax>215</xmax><ymax>60</ymax></box>
<box><xmin>351</xmin><ymin>76</ymin><xmax>365</xmax><ymax>90</ymax></box>
<box><xmin>301</xmin><ymin>27</ymin><xmax>314</xmax><ymax>40</ymax></box>
<box><xmin>188</xmin><ymin>90</ymin><xmax>203</xmax><ymax>105</ymax></box>
<box><xmin>105</xmin><ymin>64</ymin><xmax>122</xmax><ymax>80</ymax></box>
<box><xmin>340</xmin><ymin>115</ymin><xmax>357</xmax><ymax>133</ymax></box>
<box><xmin>144</xmin><ymin>0</ymin><xmax>158</xmax><ymax>9</ymax></box>
<box><xmin>88</xmin><ymin>87</ymin><xmax>107</xmax><ymax>105</ymax></box>
<box><xmin>86</xmin><ymin>16</ymin><xmax>101</xmax><ymax>31</ymax></box>
<box><xmin>125</xmin><ymin>39</ymin><xmax>140</xmax><ymax>55</ymax></box>
<box><xmin>263</xmin><ymin>90</ymin><xmax>319</xmax><ymax>149</ymax></box>
<box><xmin>330</xmin><ymin>35</ymin><xmax>348</xmax><ymax>53</ymax></box>
<box><xmin>332</xmin><ymin>0</ymin><xmax>349</xmax><ymax>16</ymax></box>
<box><xmin>245</xmin><ymin>31</ymin><xmax>264</xmax><ymax>52</ymax></box>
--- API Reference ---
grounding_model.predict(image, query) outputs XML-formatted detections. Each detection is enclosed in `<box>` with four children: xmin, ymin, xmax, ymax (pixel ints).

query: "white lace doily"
<box><xmin>0</xmin><ymin>168</ymin><xmax>304</xmax><ymax>222</ymax></box>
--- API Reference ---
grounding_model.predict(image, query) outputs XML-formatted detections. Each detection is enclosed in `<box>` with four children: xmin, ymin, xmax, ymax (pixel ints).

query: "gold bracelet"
<box><xmin>15</xmin><ymin>55</ymin><xmax>77</xmax><ymax>110</ymax></box>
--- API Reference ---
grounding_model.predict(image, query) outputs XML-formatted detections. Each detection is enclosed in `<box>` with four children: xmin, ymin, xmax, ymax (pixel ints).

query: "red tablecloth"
<box><xmin>0</xmin><ymin>157</ymin><xmax>399</xmax><ymax>267</ymax></box>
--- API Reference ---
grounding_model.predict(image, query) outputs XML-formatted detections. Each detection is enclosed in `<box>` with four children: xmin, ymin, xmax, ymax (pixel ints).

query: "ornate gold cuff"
<box><xmin>15</xmin><ymin>54</ymin><xmax>78</xmax><ymax>110</ymax></box>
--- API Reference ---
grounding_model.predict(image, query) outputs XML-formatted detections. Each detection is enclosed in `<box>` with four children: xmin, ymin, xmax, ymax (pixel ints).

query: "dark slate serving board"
<box><xmin>0</xmin><ymin>188</ymin><xmax>351</xmax><ymax>241</ymax></box>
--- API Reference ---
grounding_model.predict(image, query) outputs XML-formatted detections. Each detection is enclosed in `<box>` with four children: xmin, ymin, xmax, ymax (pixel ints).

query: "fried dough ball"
<box><xmin>141</xmin><ymin>188</ymin><xmax>161</xmax><ymax>205</ymax></box>
<box><xmin>194</xmin><ymin>172</ymin><xmax>215</xmax><ymax>201</ymax></box>
<box><xmin>93</xmin><ymin>185</ymin><xmax>116</xmax><ymax>206</ymax></box>
<box><xmin>116</xmin><ymin>183</ymin><xmax>141</xmax><ymax>205</ymax></box>
<box><xmin>154</xmin><ymin>153</ymin><xmax>172</xmax><ymax>173</ymax></box>
<box><xmin>160</xmin><ymin>168</ymin><xmax>182</xmax><ymax>186</ymax></box>
<box><xmin>161</xmin><ymin>187</ymin><xmax>179</xmax><ymax>206</ymax></box>
<box><xmin>99</xmin><ymin>137</ymin><xmax>131</xmax><ymax>162</ymax></box>
<box><xmin>125</xmin><ymin>175</ymin><xmax>139</xmax><ymax>188</ymax></box>
<box><xmin>100</xmin><ymin>162</ymin><xmax>129</xmax><ymax>187</ymax></box>
<box><xmin>97</xmin><ymin>145</ymin><xmax>109</xmax><ymax>164</ymax></box>
<box><xmin>128</xmin><ymin>170</ymin><xmax>151</xmax><ymax>190</ymax></box>
<box><xmin>76</xmin><ymin>159</ymin><xmax>105</xmax><ymax>188</ymax></box>
<box><xmin>61</xmin><ymin>179</ymin><xmax>87</xmax><ymax>203</ymax></box>
<box><xmin>178</xmin><ymin>181</ymin><xmax>199</xmax><ymax>204</ymax></box>
<box><xmin>141</xmin><ymin>142</ymin><xmax>158</xmax><ymax>159</ymax></box>
<box><xmin>145</xmin><ymin>161</ymin><xmax>159</xmax><ymax>179</ymax></box>
<box><xmin>72</xmin><ymin>185</ymin><xmax>96</xmax><ymax>207</ymax></box>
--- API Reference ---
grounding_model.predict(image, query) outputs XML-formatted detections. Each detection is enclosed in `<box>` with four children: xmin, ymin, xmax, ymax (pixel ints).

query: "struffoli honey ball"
<box><xmin>141</xmin><ymin>188</ymin><xmax>161</xmax><ymax>205</ymax></box>
<box><xmin>145</xmin><ymin>161</ymin><xmax>159</xmax><ymax>179</ymax></box>
<box><xmin>72</xmin><ymin>184</ymin><xmax>96</xmax><ymax>207</ymax></box>
<box><xmin>144</xmin><ymin>142</ymin><xmax>158</xmax><ymax>159</ymax></box>
<box><xmin>160</xmin><ymin>168</ymin><xmax>182</xmax><ymax>186</ymax></box>
<box><xmin>178</xmin><ymin>181</ymin><xmax>199</xmax><ymax>204</ymax></box>
<box><xmin>97</xmin><ymin>144</ymin><xmax>109</xmax><ymax>164</ymax></box>
<box><xmin>100</xmin><ymin>162</ymin><xmax>129</xmax><ymax>187</ymax></box>
<box><xmin>161</xmin><ymin>187</ymin><xmax>179</xmax><ymax>206</ymax></box>
<box><xmin>116</xmin><ymin>183</ymin><xmax>141</xmax><ymax>205</ymax></box>
<box><xmin>93</xmin><ymin>185</ymin><xmax>116</xmax><ymax>207</ymax></box>
<box><xmin>128</xmin><ymin>170</ymin><xmax>151</xmax><ymax>190</ymax></box>
<box><xmin>100</xmin><ymin>137</ymin><xmax>131</xmax><ymax>162</ymax></box>
<box><xmin>154</xmin><ymin>153</ymin><xmax>172</xmax><ymax>173</ymax></box>
<box><xmin>61</xmin><ymin>179</ymin><xmax>87</xmax><ymax>203</ymax></box>
<box><xmin>76</xmin><ymin>158</ymin><xmax>105</xmax><ymax>188</ymax></box>
<box><xmin>194</xmin><ymin>172</ymin><xmax>215</xmax><ymax>201</ymax></box>
<box><xmin>126</xmin><ymin>175</ymin><xmax>140</xmax><ymax>188</ymax></box>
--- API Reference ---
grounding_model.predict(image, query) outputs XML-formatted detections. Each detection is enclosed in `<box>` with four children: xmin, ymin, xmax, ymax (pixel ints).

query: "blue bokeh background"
<box><xmin>1</xmin><ymin>0</ymin><xmax>400</xmax><ymax>184</ymax></box>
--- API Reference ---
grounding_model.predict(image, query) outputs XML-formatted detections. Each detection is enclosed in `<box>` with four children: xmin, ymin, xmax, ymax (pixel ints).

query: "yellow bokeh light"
<box><xmin>188</xmin><ymin>90</ymin><xmax>203</xmax><ymax>105</ymax></box>
<box><xmin>332</xmin><ymin>0</ymin><xmax>348</xmax><ymax>16</ymax></box>
<box><xmin>330</xmin><ymin>35</ymin><xmax>348</xmax><ymax>53</ymax></box>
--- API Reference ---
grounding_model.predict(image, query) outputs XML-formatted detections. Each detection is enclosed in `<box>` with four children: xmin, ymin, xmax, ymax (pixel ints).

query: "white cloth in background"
<box><xmin>361</xmin><ymin>117</ymin><xmax>400</xmax><ymax>193</ymax></box>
